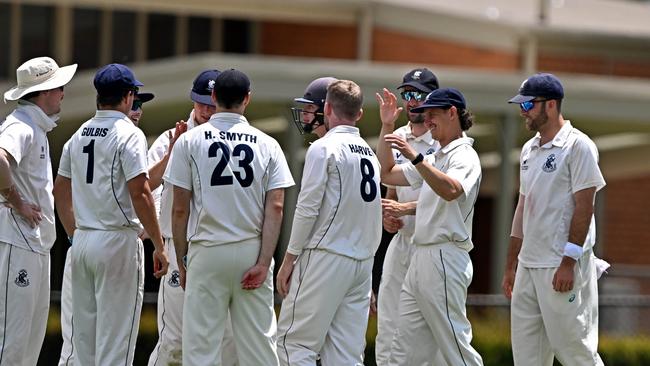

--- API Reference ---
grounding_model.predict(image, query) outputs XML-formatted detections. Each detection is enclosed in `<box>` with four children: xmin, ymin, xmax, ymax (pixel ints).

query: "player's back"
<box><xmin>302</xmin><ymin>125</ymin><xmax>382</xmax><ymax>259</ymax></box>
<box><xmin>165</xmin><ymin>112</ymin><xmax>293</xmax><ymax>246</ymax></box>
<box><xmin>61</xmin><ymin>110</ymin><xmax>147</xmax><ymax>231</ymax></box>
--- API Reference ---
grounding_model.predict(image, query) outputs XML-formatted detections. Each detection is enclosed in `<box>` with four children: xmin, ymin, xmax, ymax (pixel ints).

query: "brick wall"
<box><xmin>371</xmin><ymin>27</ymin><xmax>520</xmax><ymax>71</ymax></box>
<box><xmin>259</xmin><ymin>21</ymin><xmax>357</xmax><ymax>59</ymax></box>
<box><xmin>601</xmin><ymin>174</ymin><xmax>650</xmax><ymax>264</ymax></box>
<box><xmin>539</xmin><ymin>54</ymin><xmax>650</xmax><ymax>79</ymax></box>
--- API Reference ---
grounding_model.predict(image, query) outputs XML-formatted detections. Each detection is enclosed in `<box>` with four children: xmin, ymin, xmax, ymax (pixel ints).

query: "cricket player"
<box><xmin>53</xmin><ymin>63</ymin><xmax>169</xmax><ymax>365</ymax></box>
<box><xmin>290</xmin><ymin>76</ymin><xmax>337</xmax><ymax>138</ymax></box>
<box><xmin>375</xmin><ymin>68</ymin><xmax>443</xmax><ymax>366</ymax></box>
<box><xmin>502</xmin><ymin>73</ymin><xmax>606</xmax><ymax>365</ymax></box>
<box><xmin>147</xmin><ymin>69</ymin><xmax>239</xmax><ymax>366</ymax></box>
<box><xmin>57</xmin><ymin>90</ymin><xmax>155</xmax><ymax>366</ymax></box>
<box><xmin>276</xmin><ymin>80</ymin><xmax>382</xmax><ymax>366</ymax></box>
<box><xmin>165</xmin><ymin>68</ymin><xmax>294</xmax><ymax>366</ymax></box>
<box><xmin>0</xmin><ymin>56</ymin><xmax>76</xmax><ymax>365</ymax></box>
<box><xmin>376</xmin><ymin>87</ymin><xmax>483</xmax><ymax>366</ymax></box>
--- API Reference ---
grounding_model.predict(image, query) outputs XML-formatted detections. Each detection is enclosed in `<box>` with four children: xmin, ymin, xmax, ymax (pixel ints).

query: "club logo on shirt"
<box><xmin>568</xmin><ymin>293</ymin><xmax>576</xmax><ymax>303</ymax></box>
<box><xmin>542</xmin><ymin>154</ymin><xmax>557</xmax><ymax>173</ymax></box>
<box><xmin>168</xmin><ymin>270</ymin><xmax>181</xmax><ymax>288</ymax></box>
<box><xmin>40</xmin><ymin>146</ymin><xmax>45</xmax><ymax>159</ymax></box>
<box><xmin>15</xmin><ymin>269</ymin><xmax>30</xmax><ymax>287</ymax></box>
<box><xmin>521</xmin><ymin>159</ymin><xmax>529</xmax><ymax>171</ymax></box>
<box><xmin>425</xmin><ymin>148</ymin><xmax>435</xmax><ymax>155</ymax></box>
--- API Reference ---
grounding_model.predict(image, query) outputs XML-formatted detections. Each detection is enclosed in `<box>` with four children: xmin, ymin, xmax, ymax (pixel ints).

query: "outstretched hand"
<box><xmin>384</xmin><ymin>134</ymin><xmax>417</xmax><ymax>161</ymax></box>
<box><xmin>167</xmin><ymin>120</ymin><xmax>188</xmax><ymax>154</ymax></box>
<box><xmin>375</xmin><ymin>88</ymin><xmax>403</xmax><ymax>127</ymax></box>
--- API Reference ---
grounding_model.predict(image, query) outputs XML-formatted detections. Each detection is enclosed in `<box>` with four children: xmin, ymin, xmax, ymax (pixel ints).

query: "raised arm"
<box><xmin>375</xmin><ymin>89</ymin><xmax>409</xmax><ymax>186</ymax></box>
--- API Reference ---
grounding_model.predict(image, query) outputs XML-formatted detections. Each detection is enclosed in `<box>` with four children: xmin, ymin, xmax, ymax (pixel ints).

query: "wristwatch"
<box><xmin>411</xmin><ymin>153</ymin><xmax>424</xmax><ymax>165</ymax></box>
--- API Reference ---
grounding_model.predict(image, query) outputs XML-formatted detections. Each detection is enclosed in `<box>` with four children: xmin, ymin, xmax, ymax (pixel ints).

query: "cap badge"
<box><xmin>412</xmin><ymin>71</ymin><xmax>422</xmax><ymax>80</ymax></box>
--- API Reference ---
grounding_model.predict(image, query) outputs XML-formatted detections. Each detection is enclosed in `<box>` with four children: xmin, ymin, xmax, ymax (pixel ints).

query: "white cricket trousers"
<box><xmin>277</xmin><ymin>249</ymin><xmax>372</xmax><ymax>366</ymax></box>
<box><xmin>388</xmin><ymin>244</ymin><xmax>483</xmax><ymax>366</ymax></box>
<box><xmin>0</xmin><ymin>242</ymin><xmax>49</xmax><ymax>366</ymax></box>
<box><xmin>149</xmin><ymin>238</ymin><xmax>239</xmax><ymax>366</ymax></box>
<box><xmin>71</xmin><ymin>229</ymin><xmax>144</xmax><ymax>366</ymax></box>
<box><xmin>183</xmin><ymin>239</ymin><xmax>278</xmax><ymax>366</ymax></box>
<box><xmin>511</xmin><ymin>252</ymin><xmax>604</xmax><ymax>366</ymax></box>
<box><xmin>58</xmin><ymin>247</ymin><xmax>73</xmax><ymax>366</ymax></box>
<box><xmin>376</xmin><ymin>233</ymin><xmax>443</xmax><ymax>366</ymax></box>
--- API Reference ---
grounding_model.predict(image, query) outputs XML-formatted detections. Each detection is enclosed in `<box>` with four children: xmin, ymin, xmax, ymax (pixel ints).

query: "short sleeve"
<box><xmin>569</xmin><ymin>137</ymin><xmax>605</xmax><ymax>193</ymax></box>
<box><xmin>148</xmin><ymin>129</ymin><xmax>171</xmax><ymax>168</ymax></box>
<box><xmin>0</xmin><ymin>122</ymin><xmax>32</xmax><ymax>165</ymax></box>
<box><xmin>121</xmin><ymin>128</ymin><xmax>149</xmax><ymax>181</ymax></box>
<box><xmin>57</xmin><ymin>140</ymin><xmax>72</xmax><ymax>178</ymax></box>
<box><xmin>266</xmin><ymin>140</ymin><xmax>295</xmax><ymax>191</ymax></box>
<box><xmin>163</xmin><ymin>134</ymin><xmax>193</xmax><ymax>190</ymax></box>
<box><xmin>445</xmin><ymin>148</ymin><xmax>481</xmax><ymax>201</ymax></box>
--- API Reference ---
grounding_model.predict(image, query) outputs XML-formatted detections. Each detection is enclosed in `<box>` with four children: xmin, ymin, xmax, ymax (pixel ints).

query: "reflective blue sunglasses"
<box><xmin>400</xmin><ymin>91</ymin><xmax>428</xmax><ymax>102</ymax></box>
<box><xmin>520</xmin><ymin>99</ymin><xmax>546</xmax><ymax>112</ymax></box>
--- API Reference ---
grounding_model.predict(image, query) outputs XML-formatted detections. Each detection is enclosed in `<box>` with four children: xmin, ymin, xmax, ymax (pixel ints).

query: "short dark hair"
<box><xmin>20</xmin><ymin>90</ymin><xmax>42</xmax><ymax>101</ymax></box>
<box><xmin>554</xmin><ymin>98</ymin><xmax>562</xmax><ymax>113</ymax></box>
<box><xmin>212</xmin><ymin>69</ymin><xmax>250</xmax><ymax>109</ymax></box>
<box><xmin>213</xmin><ymin>89</ymin><xmax>246</xmax><ymax>109</ymax></box>
<box><xmin>326</xmin><ymin>80</ymin><xmax>363</xmax><ymax>121</ymax></box>
<box><xmin>96</xmin><ymin>88</ymin><xmax>132</xmax><ymax>108</ymax></box>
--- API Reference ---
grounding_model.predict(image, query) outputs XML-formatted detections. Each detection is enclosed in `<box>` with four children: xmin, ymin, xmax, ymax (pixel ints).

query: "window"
<box><xmin>20</xmin><ymin>5</ymin><xmax>53</xmax><ymax>63</ymax></box>
<box><xmin>73</xmin><ymin>8</ymin><xmax>101</xmax><ymax>69</ymax></box>
<box><xmin>112</xmin><ymin>11</ymin><xmax>136</xmax><ymax>64</ymax></box>
<box><xmin>188</xmin><ymin>16</ymin><xmax>211</xmax><ymax>54</ymax></box>
<box><xmin>223</xmin><ymin>19</ymin><xmax>252</xmax><ymax>54</ymax></box>
<box><xmin>147</xmin><ymin>13</ymin><xmax>176</xmax><ymax>60</ymax></box>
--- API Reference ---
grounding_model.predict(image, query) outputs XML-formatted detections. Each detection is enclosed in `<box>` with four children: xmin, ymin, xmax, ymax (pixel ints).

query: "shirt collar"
<box><xmin>404</xmin><ymin>123</ymin><xmax>435</xmax><ymax>145</ymax></box>
<box><xmin>208</xmin><ymin>112</ymin><xmax>249</xmax><ymax>126</ymax></box>
<box><xmin>94</xmin><ymin>110</ymin><xmax>128</xmax><ymax>120</ymax></box>
<box><xmin>438</xmin><ymin>136</ymin><xmax>474</xmax><ymax>155</ymax></box>
<box><xmin>15</xmin><ymin>101</ymin><xmax>58</xmax><ymax>132</ymax></box>
<box><xmin>531</xmin><ymin>120</ymin><xmax>573</xmax><ymax>149</ymax></box>
<box><xmin>325</xmin><ymin>124</ymin><xmax>360</xmax><ymax>136</ymax></box>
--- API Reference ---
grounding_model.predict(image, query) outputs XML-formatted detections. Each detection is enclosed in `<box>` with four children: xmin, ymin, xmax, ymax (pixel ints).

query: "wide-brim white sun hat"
<box><xmin>4</xmin><ymin>57</ymin><xmax>78</xmax><ymax>102</ymax></box>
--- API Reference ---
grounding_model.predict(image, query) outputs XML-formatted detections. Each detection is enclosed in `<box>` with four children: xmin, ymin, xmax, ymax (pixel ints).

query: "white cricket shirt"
<box><xmin>0</xmin><ymin>102</ymin><xmax>57</xmax><ymax>254</ymax></box>
<box><xmin>164</xmin><ymin>112</ymin><xmax>294</xmax><ymax>245</ymax></box>
<box><xmin>402</xmin><ymin>137</ymin><xmax>481</xmax><ymax>251</ymax></box>
<box><xmin>287</xmin><ymin>125</ymin><xmax>383</xmax><ymax>260</ymax></box>
<box><xmin>391</xmin><ymin>123</ymin><xmax>439</xmax><ymax>238</ymax></box>
<box><xmin>148</xmin><ymin>111</ymin><xmax>197</xmax><ymax>238</ymax></box>
<box><xmin>518</xmin><ymin>121</ymin><xmax>605</xmax><ymax>268</ymax></box>
<box><xmin>58</xmin><ymin>110</ymin><xmax>149</xmax><ymax>231</ymax></box>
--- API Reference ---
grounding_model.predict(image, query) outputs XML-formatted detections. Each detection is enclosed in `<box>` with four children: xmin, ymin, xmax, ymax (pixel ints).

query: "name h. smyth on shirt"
<box><xmin>81</xmin><ymin>127</ymin><xmax>108</xmax><ymax>137</ymax></box>
<box><xmin>348</xmin><ymin>144</ymin><xmax>373</xmax><ymax>156</ymax></box>
<box><xmin>204</xmin><ymin>130</ymin><xmax>258</xmax><ymax>143</ymax></box>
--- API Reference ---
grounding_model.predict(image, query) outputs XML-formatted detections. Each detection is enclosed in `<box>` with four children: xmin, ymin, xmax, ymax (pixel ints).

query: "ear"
<box><xmin>243</xmin><ymin>91</ymin><xmax>251</xmax><ymax>107</ymax></box>
<box><xmin>324</xmin><ymin>101</ymin><xmax>332</xmax><ymax>116</ymax></box>
<box><xmin>211</xmin><ymin>89</ymin><xmax>217</xmax><ymax>106</ymax></box>
<box><xmin>356</xmin><ymin>107</ymin><xmax>364</xmax><ymax>122</ymax></box>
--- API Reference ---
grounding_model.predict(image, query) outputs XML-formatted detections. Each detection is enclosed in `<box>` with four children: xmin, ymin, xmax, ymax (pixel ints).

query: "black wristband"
<box><xmin>411</xmin><ymin>153</ymin><xmax>424</xmax><ymax>165</ymax></box>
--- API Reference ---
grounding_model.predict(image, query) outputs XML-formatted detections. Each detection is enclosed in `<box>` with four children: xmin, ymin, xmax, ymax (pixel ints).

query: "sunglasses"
<box><xmin>400</xmin><ymin>91</ymin><xmax>428</xmax><ymax>102</ymax></box>
<box><xmin>131</xmin><ymin>99</ymin><xmax>143</xmax><ymax>111</ymax></box>
<box><xmin>520</xmin><ymin>99</ymin><xmax>547</xmax><ymax>112</ymax></box>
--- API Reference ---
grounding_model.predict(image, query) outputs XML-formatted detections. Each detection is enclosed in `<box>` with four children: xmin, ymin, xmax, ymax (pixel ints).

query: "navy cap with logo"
<box><xmin>508</xmin><ymin>73</ymin><xmax>564</xmax><ymax>104</ymax></box>
<box><xmin>294</xmin><ymin>77</ymin><xmax>337</xmax><ymax>108</ymax></box>
<box><xmin>213</xmin><ymin>69</ymin><xmax>250</xmax><ymax>99</ymax></box>
<box><xmin>410</xmin><ymin>87</ymin><xmax>466</xmax><ymax>113</ymax></box>
<box><xmin>136</xmin><ymin>92</ymin><xmax>154</xmax><ymax>103</ymax></box>
<box><xmin>398</xmin><ymin>68</ymin><xmax>439</xmax><ymax>93</ymax></box>
<box><xmin>190</xmin><ymin>69</ymin><xmax>220</xmax><ymax>106</ymax></box>
<box><xmin>93</xmin><ymin>63</ymin><xmax>143</xmax><ymax>93</ymax></box>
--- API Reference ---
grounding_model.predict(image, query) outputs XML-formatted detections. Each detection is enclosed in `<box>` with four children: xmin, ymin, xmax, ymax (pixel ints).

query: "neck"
<box><xmin>216</xmin><ymin>106</ymin><xmax>245</xmax><ymax>115</ymax></box>
<box><xmin>327</xmin><ymin>118</ymin><xmax>355</xmax><ymax>129</ymax></box>
<box><xmin>409</xmin><ymin>122</ymin><xmax>428</xmax><ymax>137</ymax></box>
<box><xmin>538</xmin><ymin>115</ymin><xmax>565</xmax><ymax>145</ymax></box>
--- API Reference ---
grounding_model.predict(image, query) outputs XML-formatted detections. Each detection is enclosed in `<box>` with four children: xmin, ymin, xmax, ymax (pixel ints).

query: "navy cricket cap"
<box><xmin>294</xmin><ymin>77</ymin><xmax>337</xmax><ymax>107</ymax></box>
<box><xmin>410</xmin><ymin>87</ymin><xmax>466</xmax><ymax>113</ymax></box>
<box><xmin>190</xmin><ymin>69</ymin><xmax>220</xmax><ymax>106</ymax></box>
<box><xmin>398</xmin><ymin>68</ymin><xmax>439</xmax><ymax>93</ymax></box>
<box><xmin>508</xmin><ymin>73</ymin><xmax>564</xmax><ymax>104</ymax></box>
<box><xmin>93</xmin><ymin>63</ymin><xmax>143</xmax><ymax>93</ymax></box>
<box><xmin>213</xmin><ymin>69</ymin><xmax>250</xmax><ymax>98</ymax></box>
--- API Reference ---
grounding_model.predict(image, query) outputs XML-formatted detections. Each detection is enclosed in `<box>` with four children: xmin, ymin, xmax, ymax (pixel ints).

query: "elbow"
<box><xmin>440</xmin><ymin>188</ymin><xmax>463</xmax><ymax>202</ymax></box>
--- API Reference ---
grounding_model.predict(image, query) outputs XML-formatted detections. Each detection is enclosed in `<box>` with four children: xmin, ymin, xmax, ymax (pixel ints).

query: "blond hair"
<box><xmin>326</xmin><ymin>80</ymin><xmax>363</xmax><ymax>121</ymax></box>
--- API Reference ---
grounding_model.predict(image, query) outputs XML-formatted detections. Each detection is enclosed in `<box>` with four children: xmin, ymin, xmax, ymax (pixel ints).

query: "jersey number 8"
<box><xmin>359</xmin><ymin>158</ymin><xmax>377</xmax><ymax>202</ymax></box>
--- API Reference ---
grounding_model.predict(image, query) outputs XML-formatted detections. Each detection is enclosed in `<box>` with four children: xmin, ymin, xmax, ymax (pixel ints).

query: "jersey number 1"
<box><xmin>208</xmin><ymin>142</ymin><xmax>254</xmax><ymax>187</ymax></box>
<box><xmin>359</xmin><ymin>158</ymin><xmax>377</xmax><ymax>202</ymax></box>
<box><xmin>82</xmin><ymin>139</ymin><xmax>95</xmax><ymax>184</ymax></box>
